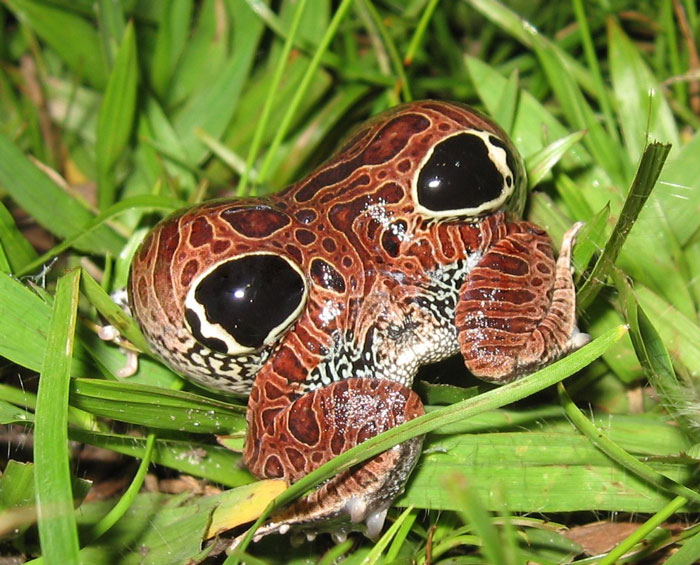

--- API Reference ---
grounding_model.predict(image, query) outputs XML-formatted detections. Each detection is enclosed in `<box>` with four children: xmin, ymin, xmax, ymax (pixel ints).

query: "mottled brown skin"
<box><xmin>128</xmin><ymin>101</ymin><xmax>585</xmax><ymax>539</ymax></box>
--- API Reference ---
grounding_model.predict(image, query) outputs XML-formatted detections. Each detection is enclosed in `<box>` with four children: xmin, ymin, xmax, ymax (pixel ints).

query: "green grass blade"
<box><xmin>655</xmin><ymin>129</ymin><xmax>700</xmax><ymax>247</ymax></box>
<box><xmin>525</xmin><ymin>130</ymin><xmax>587</xmax><ymax>189</ymax></box>
<box><xmin>69</xmin><ymin>379</ymin><xmax>246</xmax><ymax>434</ymax></box>
<box><xmin>572</xmin><ymin>203</ymin><xmax>609</xmax><ymax>274</ymax></box>
<box><xmin>361</xmin><ymin>505</ymin><xmax>414</xmax><ymax>565</ymax></box>
<box><xmin>255</xmin><ymin>0</ymin><xmax>355</xmax><ymax>187</ymax></box>
<box><xmin>34</xmin><ymin>269</ymin><xmax>81</xmax><ymax>563</ymax></box>
<box><xmin>173</xmin><ymin>0</ymin><xmax>264</xmax><ymax>163</ymax></box>
<box><xmin>404</xmin><ymin>0</ymin><xmax>440</xmax><ymax>66</ymax></box>
<box><xmin>577</xmin><ymin>141</ymin><xmax>672</xmax><ymax>311</ymax></box>
<box><xmin>635</xmin><ymin>285</ymin><xmax>700</xmax><ymax>387</ymax></box>
<box><xmin>608</xmin><ymin>18</ymin><xmax>680</xmax><ymax>163</ymax></box>
<box><xmin>384</xmin><ymin>508</ymin><xmax>418</xmax><ymax>561</ymax></box>
<box><xmin>465</xmin><ymin>0</ymin><xmax>596</xmax><ymax>95</ymax></box>
<box><xmin>598</xmin><ymin>496</ymin><xmax>688</xmax><ymax>565</ymax></box>
<box><xmin>69</xmin><ymin>429</ymin><xmax>252</xmax><ymax>487</ymax></box>
<box><xmin>0</xmin><ymin>200</ymin><xmax>37</xmax><ymax>273</ymax></box>
<box><xmin>359</xmin><ymin>0</ymin><xmax>412</xmax><ymax>102</ymax></box>
<box><xmin>616</xmin><ymin>270</ymin><xmax>700</xmax><ymax>441</ymax></box>
<box><xmin>96</xmin><ymin>21</ymin><xmax>138</xmax><ymax>210</ymax></box>
<box><xmin>237</xmin><ymin>0</ymin><xmax>308</xmax><ymax>194</ymax></box>
<box><xmin>571</xmin><ymin>0</ymin><xmax>619</xmax><ymax>144</ymax></box>
<box><xmin>448</xmin><ymin>476</ymin><xmax>509</xmax><ymax>565</ymax></box>
<box><xmin>17</xmin><ymin>194</ymin><xmax>183</xmax><ymax>277</ymax></box>
<box><xmin>666</xmin><ymin>528</ymin><xmax>700</xmax><ymax>565</ymax></box>
<box><xmin>492</xmin><ymin>69</ymin><xmax>519</xmax><ymax>134</ymax></box>
<box><xmin>79</xmin><ymin>268</ymin><xmax>151</xmax><ymax>353</ymax></box>
<box><xmin>0</xmin><ymin>131</ymin><xmax>125</xmax><ymax>256</ymax></box>
<box><xmin>7</xmin><ymin>0</ymin><xmax>107</xmax><ymax>88</ymax></box>
<box><xmin>0</xmin><ymin>271</ymin><xmax>53</xmax><ymax>372</ymax></box>
<box><xmin>557</xmin><ymin>382</ymin><xmax>700</xmax><ymax>505</ymax></box>
<box><xmin>532</xmin><ymin>41</ymin><xmax>629</xmax><ymax>185</ymax></box>
<box><xmin>83</xmin><ymin>433</ymin><xmax>156</xmax><ymax>542</ymax></box>
<box><xmin>95</xmin><ymin>0</ymin><xmax>126</xmax><ymax>67</ymax></box>
<box><xmin>150</xmin><ymin>0</ymin><xmax>194</xmax><ymax>100</ymax></box>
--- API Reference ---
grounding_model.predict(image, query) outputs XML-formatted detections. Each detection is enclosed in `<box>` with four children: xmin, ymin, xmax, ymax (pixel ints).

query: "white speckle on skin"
<box><xmin>319</xmin><ymin>301</ymin><xmax>342</xmax><ymax>325</ymax></box>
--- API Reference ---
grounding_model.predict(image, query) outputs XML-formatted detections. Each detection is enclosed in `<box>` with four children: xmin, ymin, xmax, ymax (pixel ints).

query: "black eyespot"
<box><xmin>185</xmin><ymin>254</ymin><xmax>306</xmax><ymax>353</ymax></box>
<box><xmin>416</xmin><ymin>133</ymin><xmax>509</xmax><ymax>214</ymax></box>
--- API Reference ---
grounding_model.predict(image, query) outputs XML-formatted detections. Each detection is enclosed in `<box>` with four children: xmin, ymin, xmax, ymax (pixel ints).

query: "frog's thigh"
<box><xmin>244</xmin><ymin>378</ymin><xmax>424</xmax><ymax>533</ymax></box>
<box><xmin>456</xmin><ymin>223</ymin><xmax>584</xmax><ymax>382</ymax></box>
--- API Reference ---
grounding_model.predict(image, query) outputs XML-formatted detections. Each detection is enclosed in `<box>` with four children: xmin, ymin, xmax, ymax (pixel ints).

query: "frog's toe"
<box><xmin>567</xmin><ymin>326</ymin><xmax>591</xmax><ymax>351</ymax></box>
<box><xmin>365</xmin><ymin>507</ymin><xmax>389</xmax><ymax>539</ymax></box>
<box><xmin>344</xmin><ymin>497</ymin><xmax>389</xmax><ymax>539</ymax></box>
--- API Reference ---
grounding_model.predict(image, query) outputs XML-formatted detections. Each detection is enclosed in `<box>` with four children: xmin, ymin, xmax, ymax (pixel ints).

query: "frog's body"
<box><xmin>128</xmin><ymin>101</ymin><xmax>586</xmax><ymax>540</ymax></box>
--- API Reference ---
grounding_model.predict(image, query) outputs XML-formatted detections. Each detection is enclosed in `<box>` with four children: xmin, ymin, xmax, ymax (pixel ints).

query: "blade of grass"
<box><xmin>255</xmin><ymin>0</ymin><xmax>355</xmax><ymax>188</ymax></box>
<box><xmin>492</xmin><ymin>69</ymin><xmax>519</xmax><ymax>134</ymax></box>
<box><xmin>608</xmin><ymin>17</ymin><xmax>680</xmax><ymax>163</ymax></box>
<box><xmin>0</xmin><ymin>131</ymin><xmax>125</xmax><ymax>256</ymax></box>
<box><xmin>598</xmin><ymin>495</ymin><xmax>687</xmax><ymax>565</ymax></box>
<box><xmin>237</xmin><ymin>0</ymin><xmax>308</xmax><ymax>194</ymax></box>
<box><xmin>465</xmin><ymin>0</ymin><xmax>597</xmax><ymax>95</ymax></box>
<box><xmin>557</xmin><ymin>382</ymin><xmax>700</xmax><ymax>505</ymax></box>
<box><xmin>82</xmin><ymin>433</ymin><xmax>156</xmax><ymax>542</ymax></box>
<box><xmin>359</xmin><ymin>0</ymin><xmax>412</xmax><ymax>102</ymax></box>
<box><xmin>79</xmin><ymin>268</ymin><xmax>151</xmax><ymax>353</ymax></box>
<box><xmin>242</xmin><ymin>0</ymin><xmax>391</xmax><ymax>87</ymax></box>
<box><xmin>532</xmin><ymin>40</ymin><xmax>629</xmax><ymax>185</ymax></box>
<box><xmin>68</xmin><ymin>429</ymin><xmax>252</xmax><ymax>487</ymax></box>
<box><xmin>96</xmin><ymin>21</ymin><xmax>138</xmax><ymax>210</ymax></box>
<box><xmin>666</xmin><ymin>527</ymin><xmax>700</xmax><ymax>565</ymax></box>
<box><xmin>577</xmin><ymin>141</ymin><xmax>672</xmax><ymax>311</ymax></box>
<box><xmin>173</xmin><ymin>0</ymin><xmax>264</xmax><ymax>164</ymax></box>
<box><xmin>615</xmin><ymin>269</ymin><xmax>700</xmax><ymax>442</ymax></box>
<box><xmin>0</xmin><ymin>201</ymin><xmax>37</xmax><ymax>273</ymax></box>
<box><xmin>228</xmin><ymin>326</ymin><xmax>627</xmax><ymax>561</ymax></box>
<box><xmin>0</xmin><ymin>383</ymin><xmax>97</xmax><ymax>431</ymax></box>
<box><xmin>16</xmin><ymin>194</ymin><xmax>183</xmax><ymax>278</ymax></box>
<box><xmin>571</xmin><ymin>0</ymin><xmax>619</xmax><ymax>143</ymax></box>
<box><xmin>525</xmin><ymin>130</ymin><xmax>587</xmax><ymax>189</ymax></box>
<box><xmin>572</xmin><ymin>203</ymin><xmax>608</xmax><ymax>275</ymax></box>
<box><xmin>196</xmin><ymin>128</ymin><xmax>257</xmax><ymax>181</ymax></box>
<box><xmin>448</xmin><ymin>475</ymin><xmax>509</xmax><ymax>565</ymax></box>
<box><xmin>403</xmin><ymin>0</ymin><xmax>440</xmax><ymax>66</ymax></box>
<box><xmin>150</xmin><ymin>0</ymin><xmax>193</xmax><ymax>101</ymax></box>
<box><xmin>69</xmin><ymin>378</ymin><xmax>246</xmax><ymax>434</ymax></box>
<box><xmin>34</xmin><ymin>269</ymin><xmax>82</xmax><ymax>563</ymax></box>
<box><xmin>95</xmin><ymin>0</ymin><xmax>126</xmax><ymax>67</ymax></box>
<box><xmin>384</xmin><ymin>508</ymin><xmax>418</xmax><ymax>561</ymax></box>
<box><xmin>7</xmin><ymin>0</ymin><xmax>107</xmax><ymax>88</ymax></box>
<box><xmin>553</xmin><ymin>172</ymin><xmax>595</xmax><ymax>221</ymax></box>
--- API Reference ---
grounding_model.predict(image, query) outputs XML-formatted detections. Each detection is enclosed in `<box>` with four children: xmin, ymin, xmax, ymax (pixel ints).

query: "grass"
<box><xmin>0</xmin><ymin>0</ymin><xmax>699</xmax><ymax>562</ymax></box>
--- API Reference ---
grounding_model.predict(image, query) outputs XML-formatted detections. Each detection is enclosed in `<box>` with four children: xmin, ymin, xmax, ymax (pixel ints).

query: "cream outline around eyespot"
<box><xmin>184</xmin><ymin>251</ymin><xmax>309</xmax><ymax>356</ymax></box>
<box><xmin>410</xmin><ymin>129</ymin><xmax>516</xmax><ymax>219</ymax></box>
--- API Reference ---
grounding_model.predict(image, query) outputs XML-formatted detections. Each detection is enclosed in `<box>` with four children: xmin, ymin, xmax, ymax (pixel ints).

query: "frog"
<box><xmin>128</xmin><ymin>100</ymin><xmax>587</xmax><ymax>541</ymax></box>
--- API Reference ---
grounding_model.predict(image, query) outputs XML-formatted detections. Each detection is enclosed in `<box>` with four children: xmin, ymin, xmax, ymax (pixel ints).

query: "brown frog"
<box><xmin>128</xmin><ymin>101</ymin><xmax>587</xmax><ymax>541</ymax></box>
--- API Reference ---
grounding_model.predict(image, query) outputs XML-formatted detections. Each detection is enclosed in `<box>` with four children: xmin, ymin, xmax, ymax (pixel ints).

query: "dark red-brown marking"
<box><xmin>222</xmin><ymin>206</ymin><xmax>290</xmax><ymax>238</ymax></box>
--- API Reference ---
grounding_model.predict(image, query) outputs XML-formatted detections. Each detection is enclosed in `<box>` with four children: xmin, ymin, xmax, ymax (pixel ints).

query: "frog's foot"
<box><xmin>456</xmin><ymin>221</ymin><xmax>589</xmax><ymax>382</ymax></box>
<box><xmin>247</xmin><ymin>435</ymin><xmax>422</xmax><ymax>543</ymax></box>
<box><xmin>243</xmin><ymin>378</ymin><xmax>425</xmax><ymax>540</ymax></box>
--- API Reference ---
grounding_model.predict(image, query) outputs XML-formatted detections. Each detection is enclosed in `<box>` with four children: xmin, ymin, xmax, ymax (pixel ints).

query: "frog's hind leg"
<box><xmin>243</xmin><ymin>377</ymin><xmax>424</xmax><ymax>539</ymax></box>
<box><xmin>456</xmin><ymin>222</ymin><xmax>588</xmax><ymax>382</ymax></box>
